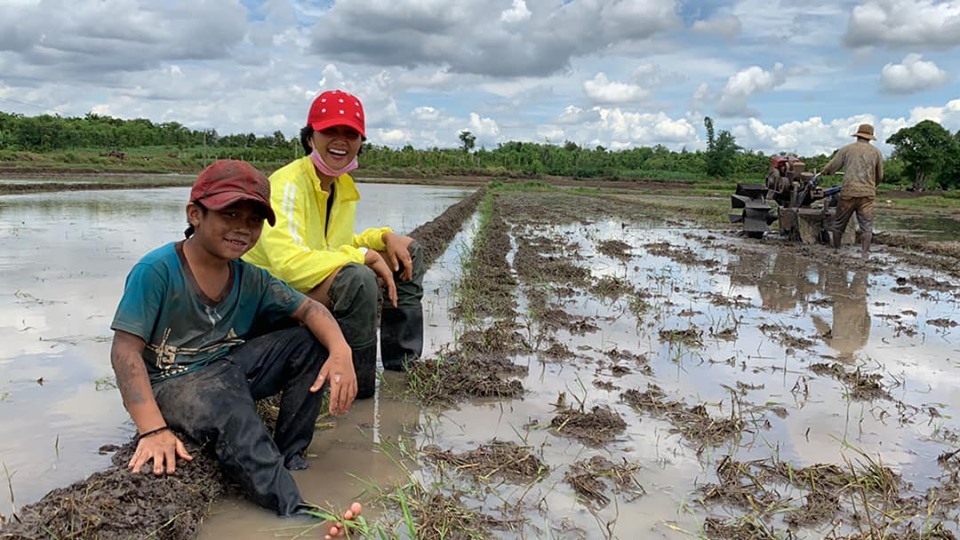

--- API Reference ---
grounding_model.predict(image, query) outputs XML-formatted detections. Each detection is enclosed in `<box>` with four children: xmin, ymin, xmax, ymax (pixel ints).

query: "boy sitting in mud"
<box><xmin>109</xmin><ymin>160</ymin><xmax>362</xmax><ymax>533</ymax></box>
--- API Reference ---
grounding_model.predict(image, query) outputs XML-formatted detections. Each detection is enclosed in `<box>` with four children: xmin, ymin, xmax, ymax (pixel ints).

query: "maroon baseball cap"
<box><xmin>189</xmin><ymin>160</ymin><xmax>276</xmax><ymax>226</ymax></box>
<box><xmin>307</xmin><ymin>89</ymin><xmax>365</xmax><ymax>138</ymax></box>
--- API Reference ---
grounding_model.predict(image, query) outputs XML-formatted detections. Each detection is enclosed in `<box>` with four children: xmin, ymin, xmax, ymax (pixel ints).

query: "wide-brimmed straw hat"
<box><xmin>852</xmin><ymin>123</ymin><xmax>876</xmax><ymax>140</ymax></box>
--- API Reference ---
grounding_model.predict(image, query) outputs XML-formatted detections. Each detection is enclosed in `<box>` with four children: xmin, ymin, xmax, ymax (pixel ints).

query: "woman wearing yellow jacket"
<box><xmin>244</xmin><ymin>90</ymin><xmax>423</xmax><ymax>399</ymax></box>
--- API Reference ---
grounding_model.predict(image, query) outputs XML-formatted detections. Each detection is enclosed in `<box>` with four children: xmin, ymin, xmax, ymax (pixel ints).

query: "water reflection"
<box><xmin>730</xmin><ymin>248</ymin><xmax>873</xmax><ymax>358</ymax></box>
<box><xmin>730</xmin><ymin>249</ymin><xmax>821</xmax><ymax>312</ymax></box>
<box><xmin>877</xmin><ymin>212</ymin><xmax>960</xmax><ymax>242</ymax></box>
<box><xmin>812</xmin><ymin>269</ymin><xmax>871</xmax><ymax>359</ymax></box>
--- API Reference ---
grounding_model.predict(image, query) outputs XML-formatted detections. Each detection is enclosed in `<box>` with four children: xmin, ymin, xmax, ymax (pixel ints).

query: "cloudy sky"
<box><xmin>1</xmin><ymin>0</ymin><xmax>959</xmax><ymax>156</ymax></box>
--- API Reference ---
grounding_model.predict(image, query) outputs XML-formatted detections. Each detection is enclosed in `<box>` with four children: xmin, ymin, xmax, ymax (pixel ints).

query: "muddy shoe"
<box><xmin>285</xmin><ymin>454</ymin><xmax>309</xmax><ymax>471</ymax></box>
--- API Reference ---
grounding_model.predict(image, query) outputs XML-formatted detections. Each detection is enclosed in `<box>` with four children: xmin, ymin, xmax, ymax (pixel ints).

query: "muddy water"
<box><xmin>0</xmin><ymin>183</ymin><xmax>473</xmax><ymax>518</ymax></box>
<box><xmin>409</xmin><ymin>213</ymin><xmax>959</xmax><ymax>538</ymax></box>
<box><xmin>877</xmin><ymin>212</ymin><xmax>960</xmax><ymax>242</ymax></box>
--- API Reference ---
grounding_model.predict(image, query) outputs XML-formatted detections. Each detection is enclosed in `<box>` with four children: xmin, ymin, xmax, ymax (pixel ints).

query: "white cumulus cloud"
<box><xmin>880</xmin><ymin>53</ymin><xmax>949</xmax><ymax>94</ymax></box>
<box><xmin>597</xmin><ymin>108</ymin><xmax>698</xmax><ymax>148</ymax></box>
<box><xmin>583</xmin><ymin>73</ymin><xmax>651</xmax><ymax>104</ymax></box>
<box><xmin>468</xmin><ymin>112</ymin><xmax>500</xmax><ymax>139</ymax></box>
<box><xmin>845</xmin><ymin>0</ymin><xmax>960</xmax><ymax>49</ymax></box>
<box><xmin>716</xmin><ymin>63</ymin><xmax>786</xmax><ymax>117</ymax></box>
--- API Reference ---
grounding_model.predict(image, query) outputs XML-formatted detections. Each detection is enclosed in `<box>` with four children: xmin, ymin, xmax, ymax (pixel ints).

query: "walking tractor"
<box><xmin>730</xmin><ymin>156</ymin><xmax>854</xmax><ymax>244</ymax></box>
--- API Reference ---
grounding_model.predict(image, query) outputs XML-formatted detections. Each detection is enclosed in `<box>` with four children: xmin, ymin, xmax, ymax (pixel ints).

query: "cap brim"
<box><xmin>310</xmin><ymin>117</ymin><xmax>366</xmax><ymax>139</ymax></box>
<box><xmin>198</xmin><ymin>192</ymin><xmax>277</xmax><ymax>226</ymax></box>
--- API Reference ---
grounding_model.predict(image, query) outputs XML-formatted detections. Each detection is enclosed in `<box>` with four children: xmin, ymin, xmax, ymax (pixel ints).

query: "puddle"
<box><xmin>877</xmin><ymin>212</ymin><xmax>960</xmax><ymax>243</ymax></box>
<box><xmin>0</xmin><ymin>183</ymin><xmax>473</xmax><ymax>515</ymax></box>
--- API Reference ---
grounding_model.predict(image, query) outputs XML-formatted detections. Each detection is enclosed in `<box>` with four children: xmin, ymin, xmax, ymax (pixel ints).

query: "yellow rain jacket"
<box><xmin>243</xmin><ymin>157</ymin><xmax>392</xmax><ymax>293</ymax></box>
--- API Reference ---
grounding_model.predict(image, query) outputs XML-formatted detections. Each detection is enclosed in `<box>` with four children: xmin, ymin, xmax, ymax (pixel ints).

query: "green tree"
<box><xmin>458</xmin><ymin>130</ymin><xmax>476</xmax><ymax>153</ymax></box>
<box><xmin>704</xmin><ymin>116</ymin><xmax>740</xmax><ymax>178</ymax></box>
<box><xmin>886</xmin><ymin>119</ymin><xmax>958</xmax><ymax>191</ymax></box>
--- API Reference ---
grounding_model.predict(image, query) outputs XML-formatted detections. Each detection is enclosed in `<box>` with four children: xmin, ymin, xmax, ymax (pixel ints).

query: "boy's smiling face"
<box><xmin>311</xmin><ymin>125</ymin><xmax>362</xmax><ymax>171</ymax></box>
<box><xmin>187</xmin><ymin>200</ymin><xmax>265</xmax><ymax>261</ymax></box>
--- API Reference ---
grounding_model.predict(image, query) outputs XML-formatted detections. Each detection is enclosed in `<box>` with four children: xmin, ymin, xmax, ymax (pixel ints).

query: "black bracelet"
<box><xmin>137</xmin><ymin>426</ymin><xmax>170</xmax><ymax>441</ymax></box>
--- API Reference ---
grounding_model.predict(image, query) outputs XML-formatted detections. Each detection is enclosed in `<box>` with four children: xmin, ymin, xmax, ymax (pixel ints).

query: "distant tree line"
<box><xmin>1</xmin><ymin>110</ymin><xmax>958</xmax><ymax>189</ymax></box>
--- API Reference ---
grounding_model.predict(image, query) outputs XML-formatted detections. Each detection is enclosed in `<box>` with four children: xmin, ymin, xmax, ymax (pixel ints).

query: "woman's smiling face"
<box><xmin>311</xmin><ymin>125</ymin><xmax>362</xmax><ymax>171</ymax></box>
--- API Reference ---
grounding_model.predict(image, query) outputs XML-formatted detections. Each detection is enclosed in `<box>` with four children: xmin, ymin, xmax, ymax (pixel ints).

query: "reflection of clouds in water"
<box><xmin>0</xmin><ymin>350</ymin><xmax>126</xmax><ymax>505</ymax></box>
<box><xmin>782</xmin><ymin>395</ymin><xmax>921</xmax><ymax>471</ymax></box>
<box><xmin>353</xmin><ymin>184</ymin><xmax>474</xmax><ymax>234</ymax></box>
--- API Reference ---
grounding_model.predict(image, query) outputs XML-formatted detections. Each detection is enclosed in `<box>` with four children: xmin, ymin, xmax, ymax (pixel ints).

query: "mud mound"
<box><xmin>549</xmin><ymin>406</ymin><xmax>627</xmax><ymax>447</ymax></box>
<box><xmin>0</xmin><ymin>442</ymin><xmax>224</xmax><ymax>540</ymax></box>
<box><xmin>809</xmin><ymin>362</ymin><xmax>891</xmax><ymax>401</ymax></box>
<box><xmin>406</xmin><ymin>353</ymin><xmax>525</xmax><ymax>404</ymax></box>
<box><xmin>564</xmin><ymin>455</ymin><xmax>643</xmax><ymax>508</ymax></box>
<box><xmin>423</xmin><ymin>440</ymin><xmax>548</xmax><ymax>483</ymax></box>
<box><xmin>408</xmin><ymin>188</ymin><xmax>485</xmax><ymax>269</ymax></box>
<box><xmin>621</xmin><ymin>385</ymin><xmax>747</xmax><ymax>447</ymax></box>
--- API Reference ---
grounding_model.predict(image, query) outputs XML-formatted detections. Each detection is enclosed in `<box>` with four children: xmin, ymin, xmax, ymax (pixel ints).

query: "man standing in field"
<box><xmin>820</xmin><ymin>123</ymin><xmax>884</xmax><ymax>258</ymax></box>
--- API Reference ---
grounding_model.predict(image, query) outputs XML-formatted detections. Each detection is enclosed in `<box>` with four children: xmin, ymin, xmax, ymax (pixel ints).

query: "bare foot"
<box><xmin>324</xmin><ymin>502</ymin><xmax>363</xmax><ymax>539</ymax></box>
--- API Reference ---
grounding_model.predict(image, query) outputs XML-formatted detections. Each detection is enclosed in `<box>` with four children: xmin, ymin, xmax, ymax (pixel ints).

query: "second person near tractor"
<box><xmin>244</xmin><ymin>89</ymin><xmax>424</xmax><ymax>400</ymax></box>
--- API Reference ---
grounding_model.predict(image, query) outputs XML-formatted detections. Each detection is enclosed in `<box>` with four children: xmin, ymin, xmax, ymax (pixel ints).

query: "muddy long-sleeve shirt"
<box><xmin>821</xmin><ymin>140</ymin><xmax>884</xmax><ymax>199</ymax></box>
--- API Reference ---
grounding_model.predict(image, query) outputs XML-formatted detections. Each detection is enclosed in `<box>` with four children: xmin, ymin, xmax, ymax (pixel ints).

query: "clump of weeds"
<box><xmin>548</xmin><ymin>405</ymin><xmax>627</xmax><ymax>447</ymax></box>
<box><xmin>564</xmin><ymin>455</ymin><xmax>644</xmax><ymax>508</ymax></box>
<box><xmin>422</xmin><ymin>440</ymin><xmax>549</xmax><ymax>484</ymax></box>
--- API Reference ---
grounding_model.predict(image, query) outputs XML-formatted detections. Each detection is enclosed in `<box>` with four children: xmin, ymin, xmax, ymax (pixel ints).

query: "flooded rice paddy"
<box><xmin>2</xmin><ymin>183</ymin><xmax>959</xmax><ymax>539</ymax></box>
<box><xmin>0</xmin><ymin>184</ymin><xmax>470</xmax><ymax>511</ymax></box>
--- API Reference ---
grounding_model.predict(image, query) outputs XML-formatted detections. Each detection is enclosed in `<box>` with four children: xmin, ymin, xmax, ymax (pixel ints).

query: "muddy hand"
<box><xmin>129</xmin><ymin>430</ymin><xmax>193</xmax><ymax>475</ymax></box>
<box><xmin>312</xmin><ymin>349</ymin><xmax>357</xmax><ymax>415</ymax></box>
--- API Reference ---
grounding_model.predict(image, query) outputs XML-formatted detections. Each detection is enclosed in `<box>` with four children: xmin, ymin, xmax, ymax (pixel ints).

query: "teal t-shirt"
<box><xmin>111</xmin><ymin>241</ymin><xmax>306</xmax><ymax>384</ymax></box>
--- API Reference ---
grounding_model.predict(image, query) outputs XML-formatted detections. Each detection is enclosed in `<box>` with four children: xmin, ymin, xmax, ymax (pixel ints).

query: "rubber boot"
<box><xmin>832</xmin><ymin>226</ymin><xmax>843</xmax><ymax>249</ymax></box>
<box><xmin>354</xmin><ymin>343</ymin><xmax>378</xmax><ymax>400</ymax></box>
<box><xmin>380</xmin><ymin>306</ymin><xmax>424</xmax><ymax>372</ymax></box>
<box><xmin>860</xmin><ymin>231</ymin><xmax>872</xmax><ymax>259</ymax></box>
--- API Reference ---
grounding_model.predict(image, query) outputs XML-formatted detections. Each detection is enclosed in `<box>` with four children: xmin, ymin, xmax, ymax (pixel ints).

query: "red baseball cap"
<box><xmin>189</xmin><ymin>160</ymin><xmax>276</xmax><ymax>226</ymax></box>
<box><xmin>307</xmin><ymin>89</ymin><xmax>365</xmax><ymax>138</ymax></box>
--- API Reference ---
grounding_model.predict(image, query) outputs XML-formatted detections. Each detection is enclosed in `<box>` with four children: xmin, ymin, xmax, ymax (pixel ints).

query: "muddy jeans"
<box><xmin>328</xmin><ymin>241</ymin><xmax>425</xmax><ymax>399</ymax></box>
<box><xmin>834</xmin><ymin>196</ymin><xmax>874</xmax><ymax>237</ymax></box>
<box><xmin>152</xmin><ymin>326</ymin><xmax>327</xmax><ymax>516</ymax></box>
